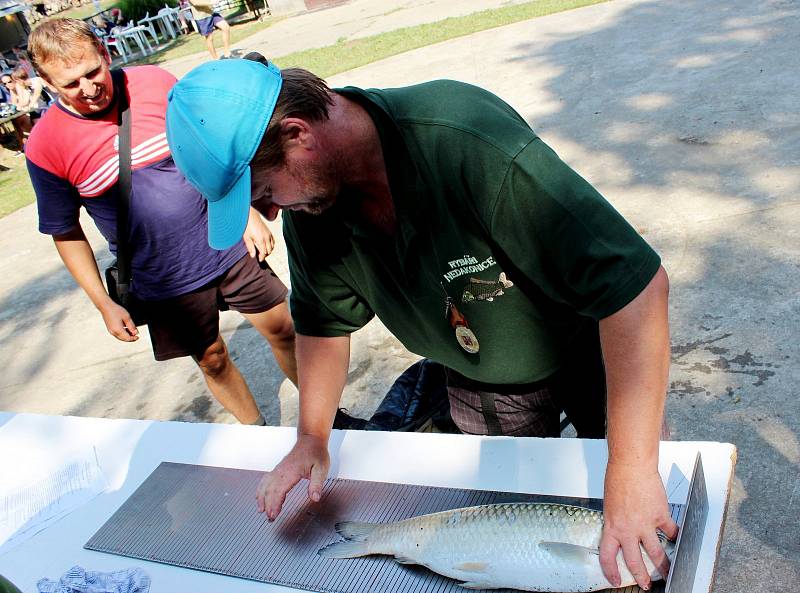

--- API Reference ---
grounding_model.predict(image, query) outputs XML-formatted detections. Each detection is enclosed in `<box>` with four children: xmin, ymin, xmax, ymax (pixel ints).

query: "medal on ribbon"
<box><xmin>443</xmin><ymin>292</ymin><xmax>479</xmax><ymax>354</ymax></box>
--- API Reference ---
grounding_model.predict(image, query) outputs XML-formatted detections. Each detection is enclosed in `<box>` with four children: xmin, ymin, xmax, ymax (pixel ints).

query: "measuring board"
<box><xmin>86</xmin><ymin>462</ymin><xmax>694</xmax><ymax>593</ymax></box>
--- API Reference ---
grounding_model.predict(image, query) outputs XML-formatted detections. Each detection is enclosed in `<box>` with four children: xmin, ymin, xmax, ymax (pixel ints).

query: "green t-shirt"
<box><xmin>284</xmin><ymin>80</ymin><xmax>660</xmax><ymax>384</ymax></box>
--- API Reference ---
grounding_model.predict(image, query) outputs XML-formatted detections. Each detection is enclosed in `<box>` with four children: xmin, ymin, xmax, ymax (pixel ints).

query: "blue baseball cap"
<box><xmin>166</xmin><ymin>59</ymin><xmax>283</xmax><ymax>250</ymax></box>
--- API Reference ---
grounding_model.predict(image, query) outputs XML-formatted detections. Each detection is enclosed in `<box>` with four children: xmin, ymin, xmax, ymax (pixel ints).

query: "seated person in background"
<box><xmin>11</xmin><ymin>67</ymin><xmax>48</xmax><ymax>121</ymax></box>
<box><xmin>91</xmin><ymin>15</ymin><xmax>113</xmax><ymax>36</ymax></box>
<box><xmin>0</xmin><ymin>72</ymin><xmax>13</xmax><ymax>104</ymax></box>
<box><xmin>188</xmin><ymin>0</ymin><xmax>231</xmax><ymax>60</ymax></box>
<box><xmin>108</xmin><ymin>7</ymin><xmax>124</xmax><ymax>24</ymax></box>
<box><xmin>11</xmin><ymin>48</ymin><xmax>35</xmax><ymax>77</ymax></box>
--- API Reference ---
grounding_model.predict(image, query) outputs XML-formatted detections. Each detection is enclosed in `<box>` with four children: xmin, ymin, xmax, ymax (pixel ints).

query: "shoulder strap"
<box><xmin>114</xmin><ymin>70</ymin><xmax>134</xmax><ymax>292</ymax></box>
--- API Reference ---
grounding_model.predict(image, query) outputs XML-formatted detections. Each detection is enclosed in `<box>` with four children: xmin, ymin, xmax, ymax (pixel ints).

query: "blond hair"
<box><xmin>27</xmin><ymin>19</ymin><xmax>105</xmax><ymax>80</ymax></box>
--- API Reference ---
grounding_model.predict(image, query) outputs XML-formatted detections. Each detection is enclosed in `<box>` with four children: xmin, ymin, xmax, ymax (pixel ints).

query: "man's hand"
<box><xmin>256</xmin><ymin>433</ymin><xmax>330</xmax><ymax>521</ymax></box>
<box><xmin>243</xmin><ymin>207</ymin><xmax>275</xmax><ymax>262</ymax></box>
<box><xmin>99</xmin><ymin>300</ymin><xmax>139</xmax><ymax>342</ymax></box>
<box><xmin>599</xmin><ymin>462</ymin><xmax>678</xmax><ymax>589</ymax></box>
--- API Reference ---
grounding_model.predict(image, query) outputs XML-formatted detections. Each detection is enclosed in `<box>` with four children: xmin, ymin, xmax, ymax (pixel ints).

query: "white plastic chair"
<box><xmin>136</xmin><ymin>13</ymin><xmax>160</xmax><ymax>45</ymax></box>
<box><xmin>156</xmin><ymin>7</ymin><xmax>178</xmax><ymax>39</ymax></box>
<box><xmin>103</xmin><ymin>30</ymin><xmax>131</xmax><ymax>64</ymax></box>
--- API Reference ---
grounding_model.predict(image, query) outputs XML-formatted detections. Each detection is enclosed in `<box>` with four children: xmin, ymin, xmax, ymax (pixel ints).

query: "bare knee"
<box><xmin>195</xmin><ymin>338</ymin><xmax>231</xmax><ymax>378</ymax></box>
<box><xmin>266</xmin><ymin>313</ymin><xmax>295</xmax><ymax>348</ymax></box>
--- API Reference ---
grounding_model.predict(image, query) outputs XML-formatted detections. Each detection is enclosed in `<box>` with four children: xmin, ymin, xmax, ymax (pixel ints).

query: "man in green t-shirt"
<box><xmin>167</xmin><ymin>60</ymin><xmax>678</xmax><ymax>590</ymax></box>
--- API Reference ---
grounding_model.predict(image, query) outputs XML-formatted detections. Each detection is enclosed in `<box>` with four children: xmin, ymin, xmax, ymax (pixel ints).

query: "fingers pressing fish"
<box><xmin>317</xmin><ymin>502</ymin><xmax>674</xmax><ymax>592</ymax></box>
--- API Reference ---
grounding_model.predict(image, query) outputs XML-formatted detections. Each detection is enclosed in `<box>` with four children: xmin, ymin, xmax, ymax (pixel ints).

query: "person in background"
<box><xmin>176</xmin><ymin>0</ymin><xmax>192</xmax><ymax>35</ymax></box>
<box><xmin>187</xmin><ymin>0</ymin><xmax>231</xmax><ymax>60</ymax></box>
<box><xmin>167</xmin><ymin>60</ymin><xmax>678</xmax><ymax>592</ymax></box>
<box><xmin>26</xmin><ymin>19</ymin><xmax>298</xmax><ymax>426</ymax></box>
<box><xmin>2</xmin><ymin>69</ymin><xmax>34</xmax><ymax>146</ymax></box>
<box><xmin>0</xmin><ymin>72</ymin><xmax>13</xmax><ymax>104</ymax></box>
<box><xmin>11</xmin><ymin>67</ymin><xmax>48</xmax><ymax>121</ymax></box>
<box><xmin>11</xmin><ymin>47</ymin><xmax>34</xmax><ymax>77</ymax></box>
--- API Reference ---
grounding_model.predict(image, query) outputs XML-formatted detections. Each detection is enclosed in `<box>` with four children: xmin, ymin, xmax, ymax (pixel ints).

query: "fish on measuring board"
<box><xmin>317</xmin><ymin>502</ymin><xmax>674</xmax><ymax>592</ymax></box>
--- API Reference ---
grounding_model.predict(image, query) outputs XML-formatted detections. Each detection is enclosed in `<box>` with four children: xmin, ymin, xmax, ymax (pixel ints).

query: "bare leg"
<box><xmin>194</xmin><ymin>334</ymin><xmax>262</xmax><ymax>423</ymax></box>
<box><xmin>241</xmin><ymin>301</ymin><xmax>298</xmax><ymax>387</ymax></box>
<box><xmin>217</xmin><ymin>19</ymin><xmax>231</xmax><ymax>57</ymax></box>
<box><xmin>204</xmin><ymin>32</ymin><xmax>218</xmax><ymax>59</ymax></box>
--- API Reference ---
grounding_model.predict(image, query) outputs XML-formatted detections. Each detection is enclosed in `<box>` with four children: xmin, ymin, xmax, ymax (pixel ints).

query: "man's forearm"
<box><xmin>599</xmin><ymin>266</ymin><xmax>670</xmax><ymax>465</ymax></box>
<box><xmin>296</xmin><ymin>334</ymin><xmax>351</xmax><ymax>440</ymax></box>
<box><xmin>53</xmin><ymin>227</ymin><xmax>114</xmax><ymax>311</ymax></box>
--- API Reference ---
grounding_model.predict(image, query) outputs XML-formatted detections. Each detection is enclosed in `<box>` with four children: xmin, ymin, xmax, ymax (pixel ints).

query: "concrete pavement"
<box><xmin>1</xmin><ymin>0</ymin><xmax>799</xmax><ymax>591</ymax></box>
<box><xmin>161</xmin><ymin>0</ymin><xmax>536</xmax><ymax>79</ymax></box>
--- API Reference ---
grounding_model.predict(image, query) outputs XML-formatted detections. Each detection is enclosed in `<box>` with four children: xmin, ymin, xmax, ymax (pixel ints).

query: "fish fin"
<box><xmin>459</xmin><ymin>581</ymin><xmax>499</xmax><ymax>590</ymax></box>
<box><xmin>335</xmin><ymin>520</ymin><xmax>377</xmax><ymax>542</ymax></box>
<box><xmin>452</xmin><ymin>561</ymin><xmax>489</xmax><ymax>573</ymax></box>
<box><xmin>317</xmin><ymin>540</ymin><xmax>371</xmax><ymax>559</ymax></box>
<box><xmin>394</xmin><ymin>556</ymin><xmax>418</xmax><ymax>565</ymax></box>
<box><xmin>538</xmin><ymin>541</ymin><xmax>599</xmax><ymax>564</ymax></box>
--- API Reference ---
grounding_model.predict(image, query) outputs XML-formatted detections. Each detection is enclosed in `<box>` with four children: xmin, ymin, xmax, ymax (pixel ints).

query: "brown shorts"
<box><xmin>144</xmin><ymin>254</ymin><xmax>288</xmax><ymax>361</ymax></box>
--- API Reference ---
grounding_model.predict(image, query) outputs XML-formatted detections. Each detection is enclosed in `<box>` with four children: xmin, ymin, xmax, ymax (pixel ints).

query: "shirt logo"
<box><xmin>442</xmin><ymin>253</ymin><xmax>497</xmax><ymax>283</ymax></box>
<box><xmin>462</xmin><ymin>272</ymin><xmax>514</xmax><ymax>303</ymax></box>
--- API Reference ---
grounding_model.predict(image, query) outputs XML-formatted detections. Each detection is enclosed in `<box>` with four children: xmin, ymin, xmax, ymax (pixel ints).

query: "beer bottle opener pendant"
<box><xmin>445</xmin><ymin>296</ymin><xmax>479</xmax><ymax>354</ymax></box>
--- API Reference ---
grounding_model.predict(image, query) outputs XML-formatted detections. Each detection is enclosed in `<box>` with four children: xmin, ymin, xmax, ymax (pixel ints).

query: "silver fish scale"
<box><xmin>372</xmin><ymin>503</ymin><xmax>605</xmax><ymax>571</ymax></box>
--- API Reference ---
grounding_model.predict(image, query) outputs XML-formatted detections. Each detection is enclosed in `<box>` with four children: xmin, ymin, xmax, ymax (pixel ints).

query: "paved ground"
<box><xmin>1</xmin><ymin>0</ymin><xmax>798</xmax><ymax>591</ymax></box>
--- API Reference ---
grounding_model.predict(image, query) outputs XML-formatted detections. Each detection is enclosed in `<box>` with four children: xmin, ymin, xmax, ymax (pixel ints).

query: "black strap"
<box><xmin>114</xmin><ymin>70</ymin><xmax>133</xmax><ymax>295</ymax></box>
<box><xmin>479</xmin><ymin>391</ymin><xmax>503</xmax><ymax>436</ymax></box>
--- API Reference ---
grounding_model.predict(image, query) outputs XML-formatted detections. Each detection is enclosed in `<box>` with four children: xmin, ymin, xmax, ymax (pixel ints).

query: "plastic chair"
<box><xmin>135</xmin><ymin>13</ymin><xmax>160</xmax><ymax>45</ymax></box>
<box><xmin>103</xmin><ymin>31</ymin><xmax>130</xmax><ymax>64</ymax></box>
<box><xmin>156</xmin><ymin>7</ymin><xmax>178</xmax><ymax>39</ymax></box>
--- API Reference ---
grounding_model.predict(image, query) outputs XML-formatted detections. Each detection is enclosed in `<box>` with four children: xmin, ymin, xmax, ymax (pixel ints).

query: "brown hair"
<box><xmin>250</xmin><ymin>68</ymin><xmax>334</xmax><ymax>171</ymax></box>
<box><xmin>11</xmin><ymin>66</ymin><xmax>28</xmax><ymax>81</ymax></box>
<box><xmin>27</xmin><ymin>19</ymin><xmax>105</xmax><ymax>80</ymax></box>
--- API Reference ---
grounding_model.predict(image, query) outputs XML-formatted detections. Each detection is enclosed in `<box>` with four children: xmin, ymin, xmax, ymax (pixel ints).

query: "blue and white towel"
<box><xmin>37</xmin><ymin>566</ymin><xmax>150</xmax><ymax>593</ymax></box>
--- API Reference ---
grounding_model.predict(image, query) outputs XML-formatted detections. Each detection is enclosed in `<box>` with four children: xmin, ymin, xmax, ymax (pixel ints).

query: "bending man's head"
<box><xmin>167</xmin><ymin>59</ymin><xmax>335</xmax><ymax>250</ymax></box>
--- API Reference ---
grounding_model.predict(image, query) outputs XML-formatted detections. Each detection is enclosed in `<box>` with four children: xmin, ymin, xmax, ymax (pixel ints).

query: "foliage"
<box><xmin>115</xmin><ymin>0</ymin><xmax>178</xmax><ymax>25</ymax></box>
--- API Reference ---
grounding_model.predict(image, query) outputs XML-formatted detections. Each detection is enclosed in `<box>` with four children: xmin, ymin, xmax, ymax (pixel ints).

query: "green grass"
<box><xmin>1</xmin><ymin>0</ymin><xmax>608</xmax><ymax>218</ymax></box>
<box><xmin>37</xmin><ymin>0</ymin><xmax>119</xmax><ymax>24</ymax></box>
<box><xmin>0</xmin><ymin>157</ymin><xmax>35</xmax><ymax>218</ymax></box>
<box><xmin>273</xmin><ymin>0</ymin><xmax>609</xmax><ymax>77</ymax></box>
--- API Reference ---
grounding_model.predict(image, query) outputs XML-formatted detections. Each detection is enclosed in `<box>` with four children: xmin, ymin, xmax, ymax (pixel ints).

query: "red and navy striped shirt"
<box><xmin>26</xmin><ymin>65</ymin><xmax>245</xmax><ymax>300</ymax></box>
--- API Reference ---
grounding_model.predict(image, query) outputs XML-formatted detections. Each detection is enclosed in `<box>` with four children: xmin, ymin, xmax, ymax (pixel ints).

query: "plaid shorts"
<box><xmin>445</xmin><ymin>337</ymin><xmax>607</xmax><ymax>439</ymax></box>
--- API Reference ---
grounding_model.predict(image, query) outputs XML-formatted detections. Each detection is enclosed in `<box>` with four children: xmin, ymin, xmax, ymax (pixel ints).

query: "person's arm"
<box><xmin>598</xmin><ymin>265</ymin><xmax>678</xmax><ymax>589</ymax></box>
<box><xmin>53</xmin><ymin>225</ymin><xmax>139</xmax><ymax>342</ymax></box>
<box><xmin>25</xmin><ymin>78</ymin><xmax>44</xmax><ymax>111</ymax></box>
<box><xmin>255</xmin><ymin>333</ymin><xmax>350</xmax><ymax>519</ymax></box>
<box><xmin>242</xmin><ymin>207</ymin><xmax>275</xmax><ymax>262</ymax></box>
<box><xmin>8</xmin><ymin>84</ymin><xmax>22</xmax><ymax>109</ymax></box>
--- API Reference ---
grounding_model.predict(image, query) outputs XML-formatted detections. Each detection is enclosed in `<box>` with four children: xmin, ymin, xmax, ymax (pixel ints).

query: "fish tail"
<box><xmin>318</xmin><ymin>521</ymin><xmax>380</xmax><ymax>559</ymax></box>
<box><xmin>317</xmin><ymin>540</ymin><xmax>372</xmax><ymax>559</ymax></box>
<box><xmin>335</xmin><ymin>520</ymin><xmax>378</xmax><ymax>542</ymax></box>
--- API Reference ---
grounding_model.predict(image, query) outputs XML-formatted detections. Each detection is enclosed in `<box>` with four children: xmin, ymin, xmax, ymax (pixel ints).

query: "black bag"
<box><xmin>105</xmin><ymin>262</ymin><xmax>148</xmax><ymax>326</ymax></box>
<box><xmin>333</xmin><ymin>359</ymin><xmax>459</xmax><ymax>433</ymax></box>
<box><xmin>103</xmin><ymin>70</ymin><xmax>148</xmax><ymax>327</ymax></box>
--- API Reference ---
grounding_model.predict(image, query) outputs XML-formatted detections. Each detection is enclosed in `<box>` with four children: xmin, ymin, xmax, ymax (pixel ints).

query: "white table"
<box><xmin>0</xmin><ymin>413</ymin><xmax>735</xmax><ymax>593</ymax></box>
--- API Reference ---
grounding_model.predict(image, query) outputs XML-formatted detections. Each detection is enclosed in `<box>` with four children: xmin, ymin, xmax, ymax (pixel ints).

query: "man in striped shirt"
<box><xmin>25</xmin><ymin>19</ymin><xmax>297</xmax><ymax>425</ymax></box>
